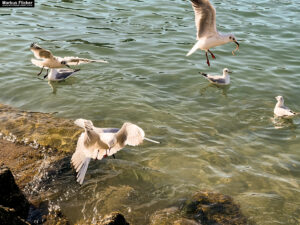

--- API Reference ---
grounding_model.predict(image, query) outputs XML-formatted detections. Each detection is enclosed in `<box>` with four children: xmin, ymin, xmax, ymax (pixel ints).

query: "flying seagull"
<box><xmin>186</xmin><ymin>0</ymin><xmax>239</xmax><ymax>66</ymax></box>
<box><xmin>200</xmin><ymin>68</ymin><xmax>231</xmax><ymax>85</ymax></box>
<box><xmin>274</xmin><ymin>96</ymin><xmax>298</xmax><ymax>117</ymax></box>
<box><xmin>71</xmin><ymin>119</ymin><xmax>160</xmax><ymax>184</ymax></box>
<box><xmin>30</xmin><ymin>43</ymin><xmax>108</xmax><ymax>77</ymax></box>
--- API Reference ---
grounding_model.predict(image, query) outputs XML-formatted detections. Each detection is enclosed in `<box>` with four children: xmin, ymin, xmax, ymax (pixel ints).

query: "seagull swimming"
<box><xmin>71</xmin><ymin>119</ymin><xmax>159</xmax><ymax>184</ymax></box>
<box><xmin>46</xmin><ymin>68</ymin><xmax>80</xmax><ymax>81</ymax></box>
<box><xmin>30</xmin><ymin>43</ymin><xmax>108</xmax><ymax>76</ymax></box>
<box><xmin>274</xmin><ymin>96</ymin><xmax>298</xmax><ymax>117</ymax></box>
<box><xmin>200</xmin><ymin>68</ymin><xmax>231</xmax><ymax>85</ymax></box>
<box><xmin>186</xmin><ymin>0</ymin><xmax>240</xmax><ymax>66</ymax></box>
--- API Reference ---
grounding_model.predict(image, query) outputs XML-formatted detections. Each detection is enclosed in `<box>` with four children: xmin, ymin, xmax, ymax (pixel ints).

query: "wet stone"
<box><xmin>0</xmin><ymin>165</ymin><xmax>30</xmax><ymax>220</ymax></box>
<box><xmin>0</xmin><ymin>206</ymin><xmax>30</xmax><ymax>225</ymax></box>
<box><xmin>150</xmin><ymin>191</ymin><xmax>251</xmax><ymax>225</ymax></box>
<box><xmin>0</xmin><ymin>103</ymin><xmax>82</xmax><ymax>153</ymax></box>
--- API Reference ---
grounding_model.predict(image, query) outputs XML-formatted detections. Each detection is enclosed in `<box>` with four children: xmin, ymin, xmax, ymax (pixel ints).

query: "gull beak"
<box><xmin>228</xmin><ymin>71</ymin><xmax>232</xmax><ymax>74</ymax></box>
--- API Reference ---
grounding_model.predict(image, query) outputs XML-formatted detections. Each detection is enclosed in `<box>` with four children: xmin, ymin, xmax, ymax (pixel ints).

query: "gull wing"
<box><xmin>71</xmin><ymin>133</ymin><xmax>93</xmax><ymax>184</ymax></box>
<box><xmin>30</xmin><ymin>43</ymin><xmax>54</xmax><ymax>59</ymax></box>
<box><xmin>61</xmin><ymin>57</ymin><xmax>108</xmax><ymax>65</ymax></box>
<box><xmin>116</xmin><ymin>122</ymin><xmax>145</xmax><ymax>147</ymax></box>
<box><xmin>190</xmin><ymin>0</ymin><xmax>217</xmax><ymax>39</ymax></box>
<box><xmin>31</xmin><ymin>59</ymin><xmax>46</xmax><ymax>68</ymax></box>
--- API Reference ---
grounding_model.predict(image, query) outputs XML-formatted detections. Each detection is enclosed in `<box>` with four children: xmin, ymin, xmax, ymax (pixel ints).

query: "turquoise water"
<box><xmin>1</xmin><ymin>0</ymin><xmax>300</xmax><ymax>224</ymax></box>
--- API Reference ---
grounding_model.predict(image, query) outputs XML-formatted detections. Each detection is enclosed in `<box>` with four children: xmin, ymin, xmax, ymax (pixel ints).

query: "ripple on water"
<box><xmin>0</xmin><ymin>0</ymin><xmax>300</xmax><ymax>224</ymax></box>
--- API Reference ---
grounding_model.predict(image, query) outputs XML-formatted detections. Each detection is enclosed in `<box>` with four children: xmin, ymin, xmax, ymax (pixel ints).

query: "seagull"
<box><xmin>200</xmin><ymin>68</ymin><xmax>231</xmax><ymax>85</ymax></box>
<box><xmin>186</xmin><ymin>0</ymin><xmax>240</xmax><ymax>66</ymax></box>
<box><xmin>71</xmin><ymin>119</ymin><xmax>160</xmax><ymax>184</ymax></box>
<box><xmin>274</xmin><ymin>96</ymin><xmax>298</xmax><ymax>117</ymax></box>
<box><xmin>46</xmin><ymin>68</ymin><xmax>80</xmax><ymax>81</ymax></box>
<box><xmin>30</xmin><ymin>43</ymin><xmax>108</xmax><ymax>77</ymax></box>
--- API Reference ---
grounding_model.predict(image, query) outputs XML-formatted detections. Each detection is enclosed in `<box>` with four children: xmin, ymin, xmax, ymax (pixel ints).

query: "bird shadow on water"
<box><xmin>199</xmin><ymin>83</ymin><xmax>230</xmax><ymax>97</ymax></box>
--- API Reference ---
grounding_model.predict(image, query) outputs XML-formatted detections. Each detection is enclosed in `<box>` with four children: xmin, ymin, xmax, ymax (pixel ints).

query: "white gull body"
<box><xmin>200</xmin><ymin>68</ymin><xmax>231</xmax><ymax>85</ymax></box>
<box><xmin>274</xmin><ymin>96</ymin><xmax>297</xmax><ymax>117</ymax></box>
<box><xmin>186</xmin><ymin>0</ymin><xmax>239</xmax><ymax>66</ymax></box>
<box><xmin>71</xmin><ymin>119</ymin><xmax>159</xmax><ymax>184</ymax></box>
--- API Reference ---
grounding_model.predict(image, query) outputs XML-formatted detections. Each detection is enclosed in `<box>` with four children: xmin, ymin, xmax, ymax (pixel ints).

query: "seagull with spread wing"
<box><xmin>186</xmin><ymin>0</ymin><xmax>240</xmax><ymax>66</ymax></box>
<box><xmin>71</xmin><ymin>119</ymin><xmax>159</xmax><ymax>184</ymax></box>
<box><xmin>30</xmin><ymin>43</ymin><xmax>108</xmax><ymax>77</ymax></box>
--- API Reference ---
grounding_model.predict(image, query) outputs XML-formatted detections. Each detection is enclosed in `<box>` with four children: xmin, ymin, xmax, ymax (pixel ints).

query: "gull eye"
<box><xmin>229</xmin><ymin>36</ymin><xmax>232</xmax><ymax>40</ymax></box>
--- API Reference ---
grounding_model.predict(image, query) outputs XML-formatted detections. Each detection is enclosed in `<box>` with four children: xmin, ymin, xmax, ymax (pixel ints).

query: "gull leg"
<box><xmin>37</xmin><ymin>67</ymin><xmax>44</xmax><ymax>76</ymax></box>
<box><xmin>43</xmin><ymin>69</ymin><xmax>49</xmax><ymax>79</ymax></box>
<box><xmin>205</xmin><ymin>52</ymin><xmax>210</xmax><ymax>67</ymax></box>
<box><xmin>112</xmin><ymin>155</ymin><xmax>116</xmax><ymax>159</ymax></box>
<box><xmin>208</xmin><ymin>49</ymin><xmax>216</xmax><ymax>59</ymax></box>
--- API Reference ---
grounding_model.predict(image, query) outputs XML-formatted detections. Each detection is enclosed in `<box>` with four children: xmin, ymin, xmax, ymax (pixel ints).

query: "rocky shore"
<box><xmin>0</xmin><ymin>103</ymin><xmax>251</xmax><ymax>224</ymax></box>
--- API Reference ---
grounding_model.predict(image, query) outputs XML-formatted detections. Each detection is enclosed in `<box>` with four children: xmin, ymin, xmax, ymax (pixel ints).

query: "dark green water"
<box><xmin>0</xmin><ymin>0</ymin><xmax>300</xmax><ymax>224</ymax></box>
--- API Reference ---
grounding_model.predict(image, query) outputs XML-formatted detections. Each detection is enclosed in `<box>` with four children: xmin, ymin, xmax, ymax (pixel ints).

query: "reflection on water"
<box><xmin>0</xmin><ymin>0</ymin><xmax>300</xmax><ymax>224</ymax></box>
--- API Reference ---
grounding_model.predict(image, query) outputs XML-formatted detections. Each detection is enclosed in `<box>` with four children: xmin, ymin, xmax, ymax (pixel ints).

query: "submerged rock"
<box><xmin>0</xmin><ymin>103</ymin><xmax>81</xmax><ymax>153</ymax></box>
<box><xmin>0</xmin><ymin>165</ymin><xmax>30</xmax><ymax>220</ymax></box>
<box><xmin>98</xmin><ymin>212</ymin><xmax>130</xmax><ymax>225</ymax></box>
<box><xmin>184</xmin><ymin>191</ymin><xmax>249</xmax><ymax>225</ymax></box>
<box><xmin>150</xmin><ymin>191</ymin><xmax>251</xmax><ymax>225</ymax></box>
<box><xmin>76</xmin><ymin>212</ymin><xmax>130</xmax><ymax>225</ymax></box>
<box><xmin>0</xmin><ymin>206</ymin><xmax>30</xmax><ymax>225</ymax></box>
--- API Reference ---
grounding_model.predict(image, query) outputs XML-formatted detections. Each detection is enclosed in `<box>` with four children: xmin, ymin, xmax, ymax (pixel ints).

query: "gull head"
<box><xmin>228</xmin><ymin>34</ymin><xmax>239</xmax><ymax>45</ymax></box>
<box><xmin>223</xmin><ymin>68</ymin><xmax>232</xmax><ymax>75</ymax></box>
<box><xmin>30</xmin><ymin>43</ymin><xmax>42</xmax><ymax>50</ymax></box>
<box><xmin>275</xmin><ymin>96</ymin><xmax>284</xmax><ymax>103</ymax></box>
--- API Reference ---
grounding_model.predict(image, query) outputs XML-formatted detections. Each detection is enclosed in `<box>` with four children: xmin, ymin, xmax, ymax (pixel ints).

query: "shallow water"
<box><xmin>1</xmin><ymin>0</ymin><xmax>300</xmax><ymax>224</ymax></box>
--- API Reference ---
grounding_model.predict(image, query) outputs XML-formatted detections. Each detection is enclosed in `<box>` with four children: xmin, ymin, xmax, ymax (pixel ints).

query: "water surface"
<box><xmin>0</xmin><ymin>0</ymin><xmax>300</xmax><ymax>224</ymax></box>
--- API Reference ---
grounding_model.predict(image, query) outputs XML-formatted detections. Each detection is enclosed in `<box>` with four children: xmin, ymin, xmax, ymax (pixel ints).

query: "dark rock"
<box><xmin>150</xmin><ymin>191</ymin><xmax>251</xmax><ymax>225</ymax></box>
<box><xmin>0</xmin><ymin>205</ymin><xmax>30</xmax><ymax>225</ymax></box>
<box><xmin>0</xmin><ymin>165</ymin><xmax>30</xmax><ymax>219</ymax></box>
<box><xmin>77</xmin><ymin>212</ymin><xmax>130</xmax><ymax>225</ymax></box>
<box><xmin>184</xmin><ymin>191</ymin><xmax>249</xmax><ymax>225</ymax></box>
<box><xmin>99</xmin><ymin>212</ymin><xmax>130</xmax><ymax>225</ymax></box>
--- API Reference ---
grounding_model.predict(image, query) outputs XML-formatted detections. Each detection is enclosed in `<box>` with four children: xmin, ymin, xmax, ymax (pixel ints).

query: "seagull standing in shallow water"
<box><xmin>274</xmin><ymin>96</ymin><xmax>298</xmax><ymax>117</ymax></box>
<box><xmin>200</xmin><ymin>68</ymin><xmax>231</xmax><ymax>85</ymax></box>
<box><xmin>30</xmin><ymin>43</ymin><xmax>108</xmax><ymax>77</ymax></box>
<box><xmin>71</xmin><ymin>119</ymin><xmax>159</xmax><ymax>184</ymax></box>
<box><xmin>186</xmin><ymin>0</ymin><xmax>240</xmax><ymax>66</ymax></box>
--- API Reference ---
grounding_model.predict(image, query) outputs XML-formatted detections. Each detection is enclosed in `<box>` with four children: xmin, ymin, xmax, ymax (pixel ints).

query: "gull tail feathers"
<box><xmin>186</xmin><ymin>41</ymin><xmax>200</xmax><ymax>56</ymax></box>
<box><xmin>31</xmin><ymin>59</ymin><xmax>44</xmax><ymax>68</ymax></box>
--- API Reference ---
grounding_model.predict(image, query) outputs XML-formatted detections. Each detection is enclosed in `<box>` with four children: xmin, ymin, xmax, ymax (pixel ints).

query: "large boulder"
<box><xmin>0</xmin><ymin>166</ymin><xmax>30</xmax><ymax>219</ymax></box>
<box><xmin>0</xmin><ymin>206</ymin><xmax>30</xmax><ymax>225</ymax></box>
